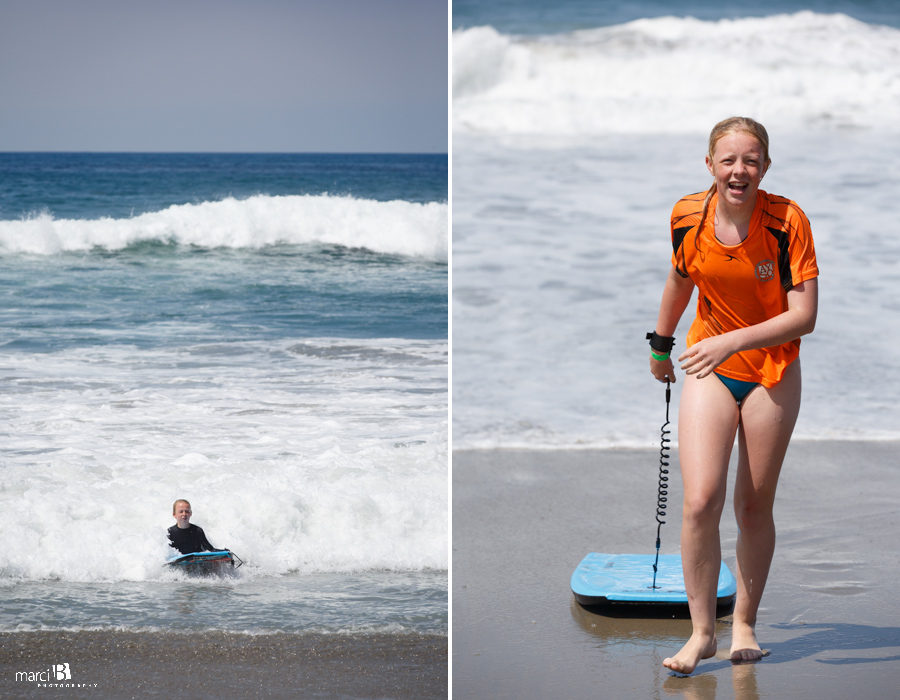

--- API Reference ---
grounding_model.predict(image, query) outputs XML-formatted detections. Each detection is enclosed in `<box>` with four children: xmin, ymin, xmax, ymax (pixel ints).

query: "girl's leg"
<box><xmin>663</xmin><ymin>373</ymin><xmax>740</xmax><ymax>674</ymax></box>
<box><xmin>730</xmin><ymin>360</ymin><xmax>802</xmax><ymax>660</ymax></box>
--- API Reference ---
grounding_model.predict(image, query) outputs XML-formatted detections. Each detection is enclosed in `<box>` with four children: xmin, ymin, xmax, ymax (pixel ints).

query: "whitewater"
<box><xmin>454</xmin><ymin>12</ymin><xmax>900</xmax><ymax>135</ymax></box>
<box><xmin>0</xmin><ymin>152</ymin><xmax>448</xmax><ymax>634</ymax></box>
<box><xmin>0</xmin><ymin>194</ymin><xmax>448</xmax><ymax>261</ymax></box>
<box><xmin>452</xmin><ymin>11</ymin><xmax>900</xmax><ymax>449</ymax></box>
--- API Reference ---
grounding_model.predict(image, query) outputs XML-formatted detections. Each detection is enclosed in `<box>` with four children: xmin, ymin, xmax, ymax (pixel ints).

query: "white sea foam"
<box><xmin>0</xmin><ymin>338</ymin><xmax>448</xmax><ymax>582</ymax></box>
<box><xmin>453</xmin><ymin>12</ymin><xmax>900</xmax><ymax>135</ymax></box>
<box><xmin>0</xmin><ymin>194</ymin><xmax>448</xmax><ymax>262</ymax></box>
<box><xmin>452</xmin><ymin>10</ymin><xmax>900</xmax><ymax>450</ymax></box>
<box><xmin>452</xmin><ymin>129</ymin><xmax>900</xmax><ymax>449</ymax></box>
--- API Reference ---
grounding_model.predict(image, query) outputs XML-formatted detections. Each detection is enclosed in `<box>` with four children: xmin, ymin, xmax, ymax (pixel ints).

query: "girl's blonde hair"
<box><xmin>172</xmin><ymin>499</ymin><xmax>191</xmax><ymax>514</ymax></box>
<box><xmin>696</xmin><ymin>117</ymin><xmax>772</xmax><ymax>242</ymax></box>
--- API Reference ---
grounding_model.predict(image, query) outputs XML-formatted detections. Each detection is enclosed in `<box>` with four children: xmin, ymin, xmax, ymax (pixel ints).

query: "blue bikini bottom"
<box><xmin>715</xmin><ymin>373</ymin><xmax>759</xmax><ymax>403</ymax></box>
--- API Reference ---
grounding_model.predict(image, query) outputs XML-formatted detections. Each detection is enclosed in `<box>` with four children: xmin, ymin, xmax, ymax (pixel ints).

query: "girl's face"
<box><xmin>174</xmin><ymin>502</ymin><xmax>192</xmax><ymax>528</ymax></box>
<box><xmin>705</xmin><ymin>131</ymin><xmax>768</xmax><ymax>210</ymax></box>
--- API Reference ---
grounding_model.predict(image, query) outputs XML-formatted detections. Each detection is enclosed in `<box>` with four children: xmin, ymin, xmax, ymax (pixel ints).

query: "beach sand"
<box><xmin>453</xmin><ymin>441</ymin><xmax>900</xmax><ymax>699</ymax></box>
<box><xmin>1</xmin><ymin>631</ymin><xmax>446</xmax><ymax>699</ymax></box>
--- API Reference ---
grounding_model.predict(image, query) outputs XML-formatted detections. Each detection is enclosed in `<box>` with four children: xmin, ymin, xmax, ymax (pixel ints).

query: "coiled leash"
<box><xmin>646</xmin><ymin>330</ymin><xmax>675</xmax><ymax>590</ymax></box>
<box><xmin>651</xmin><ymin>379</ymin><xmax>671</xmax><ymax>590</ymax></box>
<box><xmin>646</xmin><ymin>331</ymin><xmax>676</xmax><ymax>589</ymax></box>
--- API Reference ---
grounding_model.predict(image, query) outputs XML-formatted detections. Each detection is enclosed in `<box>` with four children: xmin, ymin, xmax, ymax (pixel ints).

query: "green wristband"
<box><xmin>650</xmin><ymin>350</ymin><xmax>670</xmax><ymax>362</ymax></box>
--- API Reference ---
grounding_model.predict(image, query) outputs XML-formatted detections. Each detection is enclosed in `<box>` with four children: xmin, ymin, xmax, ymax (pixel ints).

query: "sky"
<box><xmin>0</xmin><ymin>0</ymin><xmax>448</xmax><ymax>152</ymax></box>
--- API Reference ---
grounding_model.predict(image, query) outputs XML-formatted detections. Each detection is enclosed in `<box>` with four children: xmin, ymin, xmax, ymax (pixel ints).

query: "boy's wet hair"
<box><xmin>173</xmin><ymin>499</ymin><xmax>192</xmax><ymax>514</ymax></box>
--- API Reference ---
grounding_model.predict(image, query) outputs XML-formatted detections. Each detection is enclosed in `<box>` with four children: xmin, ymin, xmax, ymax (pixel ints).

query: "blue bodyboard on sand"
<box><xmin>571</xmin><ymin>553</ymin><xmax>736</xmax><ymax>607</ymax></box>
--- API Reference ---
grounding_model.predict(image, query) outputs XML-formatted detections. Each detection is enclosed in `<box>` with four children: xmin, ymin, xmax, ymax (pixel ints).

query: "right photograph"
<box><xmin>452</xmin><ymin>0</ymin><xmax>900</xmax><ymax>698</ymax></box>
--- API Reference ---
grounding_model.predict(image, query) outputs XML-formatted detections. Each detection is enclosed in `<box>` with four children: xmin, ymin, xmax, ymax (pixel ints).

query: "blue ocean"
<box><xmin>0</xmin><ymin>153</ymin><xmax>447</xmax><ymax>635</ymax></box>
<box><xmin>453</xmin><ymin>0</ymin><xmax>900</xmax><ymax>449</ymax></box>
<box><xmin>453</xmin><ymin>0</ymin><xmax>900</xmax><ymax>32</ymax></box>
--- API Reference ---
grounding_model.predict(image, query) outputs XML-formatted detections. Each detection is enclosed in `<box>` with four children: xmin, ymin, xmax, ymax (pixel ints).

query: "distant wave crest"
<box><xmin>453</xmin><ymin>11</ymin><xmax>900</xmax><ymax>135</ymax></box>
<box><xmin>0</xmin><ymin>194</ymin><xmax>448</xmax><ymax>262</ymax></box>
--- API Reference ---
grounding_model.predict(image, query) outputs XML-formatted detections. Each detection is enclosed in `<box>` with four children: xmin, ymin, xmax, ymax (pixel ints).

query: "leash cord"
<box><xmin>651</xmin><ymin>380</ymin><xmax>671</xmax><ymax>589</ymax></box>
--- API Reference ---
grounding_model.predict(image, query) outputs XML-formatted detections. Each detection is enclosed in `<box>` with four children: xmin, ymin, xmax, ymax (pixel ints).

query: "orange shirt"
<box><xmin>671</xmin><ymin>189</ymin><xmax>818</xmax><ymax>387</ymax></box>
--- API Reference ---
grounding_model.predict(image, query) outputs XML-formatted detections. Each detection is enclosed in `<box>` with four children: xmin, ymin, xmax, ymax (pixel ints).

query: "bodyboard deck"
<box><xmin>571</xmin><ymin>553</ymin><xmax>736</xmax><ymax>610</ymax></box>
<box><xmin>166</xmin><ymin>550</ymin><xmax>235</xmax><ymax>576</ymax></box>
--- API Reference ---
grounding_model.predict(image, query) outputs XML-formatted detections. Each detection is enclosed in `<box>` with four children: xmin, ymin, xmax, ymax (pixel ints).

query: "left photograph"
<box><xmin>0</xmin><ymin>1</ymin><xmax>448</xmax><ymax>698</ymax></box>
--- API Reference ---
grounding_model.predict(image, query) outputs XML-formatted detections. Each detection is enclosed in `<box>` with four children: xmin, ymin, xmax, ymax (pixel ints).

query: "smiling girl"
<box><xmin>648</xmin><ymin>117</ymin><xmax>819</xmax><ymax>674</ymax></box>
<box><xmin>168</xmin><ymin>499</ymin><xmax>220</xmax><ymax>556</ymax></box>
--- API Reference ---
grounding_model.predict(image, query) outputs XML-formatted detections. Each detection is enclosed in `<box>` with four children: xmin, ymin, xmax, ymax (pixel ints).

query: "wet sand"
<box><xmin>1</xmin><ymin>631</ymin><xmax>446</xmax><ymax>699</ymax></box>
<box><xmin>453</xmin><ymin>441</ymin><xmax>900</xmax><ymax>699</ymax></box>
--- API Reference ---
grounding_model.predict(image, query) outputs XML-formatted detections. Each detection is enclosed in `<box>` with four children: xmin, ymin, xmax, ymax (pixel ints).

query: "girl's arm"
<box><xmin>650</xmin><ymin>266</ymin><xmax>696</xmax><ymax>383</ymax></box>
<box><xmin>678</xmin><ymin>278</ymin><xmax>818</xmax><ymax>379</ymax></box>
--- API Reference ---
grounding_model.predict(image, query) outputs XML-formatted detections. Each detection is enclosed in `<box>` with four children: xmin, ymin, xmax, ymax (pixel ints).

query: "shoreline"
<box><xmin>2</xmin><ymin>630</ymin><xmax>447</xmax><ymax>700</ymax></box>
<box><xmin>451</xmin><ymin>434</ymin><xmax>900</xmax><ymax>453</ymax></box>
<box><xmin>453</xmin><ymin>441</ymin><xmax>900</xmax><ymax>699</ymax></box>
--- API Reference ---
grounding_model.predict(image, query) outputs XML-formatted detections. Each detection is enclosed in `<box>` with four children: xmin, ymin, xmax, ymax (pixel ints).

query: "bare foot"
<box><xmin>663</xmin><ymin>633</ymin><xmax>717</xmax><ymax>675</ymax></box>
<box><xmin>730</xmin><ymin>622</ymin><xmax>764</xmax><ymax>663</ymax></box>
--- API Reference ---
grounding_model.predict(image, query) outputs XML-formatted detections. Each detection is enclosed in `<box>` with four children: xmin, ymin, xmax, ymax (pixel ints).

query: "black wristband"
<box><xmin>646</xmin><ymin>331</ymin><xmax>675</xmax><ymax>354</ymax></box>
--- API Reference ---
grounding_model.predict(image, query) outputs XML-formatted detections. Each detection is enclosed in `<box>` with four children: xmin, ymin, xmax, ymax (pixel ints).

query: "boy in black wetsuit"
<box><xmin>168</xmin><ymin>499</ymin><xmax>220</xmax><ymax>555</ymax></box>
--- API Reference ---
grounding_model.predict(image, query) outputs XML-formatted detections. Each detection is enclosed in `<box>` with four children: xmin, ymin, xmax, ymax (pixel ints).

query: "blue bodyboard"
<box><xmin>166</xmin><ymin>550</ymin><xmax>236</xmax><ymax>576</ymax></box>
<box><xmin>571</xmin><ymin>553</ymin><xmax>736</xmax><ymax>607</ymax></box>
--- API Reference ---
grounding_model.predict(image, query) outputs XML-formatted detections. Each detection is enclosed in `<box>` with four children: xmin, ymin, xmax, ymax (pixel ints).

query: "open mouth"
<box><xmin>728</xmin><ymin>182</ymin><xmax>749</xmax><ymax>194</ymax></box>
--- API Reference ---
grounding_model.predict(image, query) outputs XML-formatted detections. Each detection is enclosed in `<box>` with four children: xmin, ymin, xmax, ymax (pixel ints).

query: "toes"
<box><xmin>663</xmin><ymin>658</ymin><xmax>695</xmax><ymax>675</ymax></box>
<box><xmin>663</xmin><ymin>660</ymin><xmax>686</xmax><ymax>674</ymax></box>
<box><xmin>730</xmin><ymin>648</ymin><xmax>764</xmax><ymax>663</ymax></box>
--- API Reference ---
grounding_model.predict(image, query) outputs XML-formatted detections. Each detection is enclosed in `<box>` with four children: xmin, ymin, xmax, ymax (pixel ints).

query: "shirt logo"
<box><xmin>755</xmin><ymin>259</ymin><xmax>775</xmax><ymax>281</ymax></box>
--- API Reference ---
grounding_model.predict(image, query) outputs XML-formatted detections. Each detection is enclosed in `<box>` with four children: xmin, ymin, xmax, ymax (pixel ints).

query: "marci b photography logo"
<box><xmin>14</xmin><ymin>662</ymin><xmax>97</xmax><ymax>689</ymax></box>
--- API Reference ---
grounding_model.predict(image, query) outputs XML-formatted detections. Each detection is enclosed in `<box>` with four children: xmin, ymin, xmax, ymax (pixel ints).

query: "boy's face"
<box><xmin>173</xmin><ymin>502</ymin><xmax>192</xmax><ymax>529</ymax></box>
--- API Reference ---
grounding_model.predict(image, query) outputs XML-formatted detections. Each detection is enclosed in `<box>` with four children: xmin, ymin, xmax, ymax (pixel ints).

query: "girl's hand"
<box><xmin>677</xmin><ymin>335</ymin><xmax>735</xmax><ymax>378</ymax></box>
<box><xmin>650</xmin><ymin>355</ymin><xmax>676</xmax><ymax>383</ymax></box>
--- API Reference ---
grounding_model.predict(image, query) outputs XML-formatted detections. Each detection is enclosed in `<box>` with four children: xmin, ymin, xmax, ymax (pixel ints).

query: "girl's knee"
<box><xmin>684</xmin><ymin>495</ymin><xmax>725</xmax><ymax>527</ymax></box>
<box><xmin>734</xmin><ymin>498</ymin><xmax>774</xmax><ymax>532</ymax></box>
